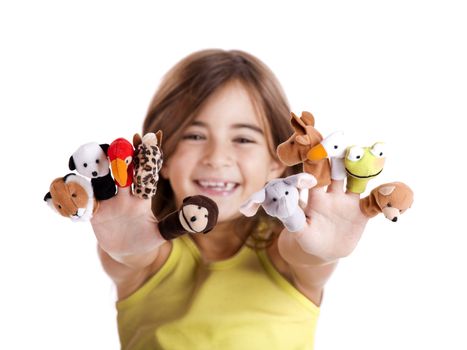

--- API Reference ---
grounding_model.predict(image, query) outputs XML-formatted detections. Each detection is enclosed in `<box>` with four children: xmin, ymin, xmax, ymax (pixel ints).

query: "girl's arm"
<box><xmin>277</xmin><ymin>180</ymin><xmax>369</xmax><ymax>305</ymax></box>
<box><xmin>91</xmin><ymin>187</ymin><xmax>168</xmax><ymax>297</ymax></box>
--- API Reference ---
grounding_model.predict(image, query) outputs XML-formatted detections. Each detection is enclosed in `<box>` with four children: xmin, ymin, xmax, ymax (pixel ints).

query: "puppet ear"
<box><xmin>100</xmin><ymin>143</ymin><xmax>110</xmax><ymax>155</ymax></box>
<box><xmin>284</xmin><ymin>173</ymin><xmax>317</xmax><ymax>189</ymax></box>
<box><xmin>239</xmin><ymin>189</ymin><xmax>266</xmax><ymax>217</ymax></box>
<box><xmin>290</xmin><ymin>112</ymin><xmax>307</xmax><ymax>133</ymax></box>
<box><xmin>155</xmin><ymin>130</ymin><xmax>163</xmax><ymax>146</ymax></box>
<box><xmin>133</xmin><ymin>134</ymin><xmax>142</xmax><ymax>148</ymax></box>
<box><xmin>300</xmin><ymin>111</ymin><xmax>315</xmax><ymax>126</ymax></box>
<box><xmin>68</xmin><ymin>156</ymin><xmax>76</xmax><ymax>170</ymax></box>
<box><xmin>44</xmin><ymin>192</ymin><xmax>52</xmax><ymax>202</ymax></box>
<box><xmin>295</xmin><ymin>135</ymin><xmax>310</xmax><ymax>146</ymax></box>
<box><xmin>378</xmin><ymin>185</ymin><xmax>396</xmax><ymax>196</ymax></box>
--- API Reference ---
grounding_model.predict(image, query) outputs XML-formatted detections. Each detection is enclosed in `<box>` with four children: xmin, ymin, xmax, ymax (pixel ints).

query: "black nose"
<box><xmin>190</xmin><ymin>216</ymin><xmax>197</xmax><ymax>222</ymax></box>
<box><xmin>92</xmin><ymin>171</ymin><xmax>98</xmax><ymax>177</ymax></box>
<box><xmin>392</xmin><ymin>217</ymin><xmax>398</xmax><ymax>222</ymax></box>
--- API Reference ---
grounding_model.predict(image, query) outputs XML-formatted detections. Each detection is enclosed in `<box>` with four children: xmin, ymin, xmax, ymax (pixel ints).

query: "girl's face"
<box><xmin>161</xmin><ymin>80</ymin><xmax>285</xmax><ymax>222</ymax></box>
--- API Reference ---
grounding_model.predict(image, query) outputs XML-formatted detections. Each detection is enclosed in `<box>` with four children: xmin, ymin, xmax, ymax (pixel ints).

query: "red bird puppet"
<box><xmin>108</xmin><ymin>138</ymin><xmax>134</xmax><ymax>188</ymax></box>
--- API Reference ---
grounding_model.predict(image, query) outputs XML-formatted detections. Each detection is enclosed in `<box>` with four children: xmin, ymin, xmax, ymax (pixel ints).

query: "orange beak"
<box><xmin>111</xmin><ymin>158</ymin><xmax>128</xmax><ymax>187</ymax></box>
<box><xmin>307</xmin><ymin>143</ymin><xmax>328</xmax><ymax>161</ymax></box>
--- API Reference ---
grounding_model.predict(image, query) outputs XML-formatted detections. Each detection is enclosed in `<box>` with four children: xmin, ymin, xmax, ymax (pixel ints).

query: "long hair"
<box><xmin>143</xmin><ymin>49</ymin><xmax>301</xmax><ymax>248</ymax></box>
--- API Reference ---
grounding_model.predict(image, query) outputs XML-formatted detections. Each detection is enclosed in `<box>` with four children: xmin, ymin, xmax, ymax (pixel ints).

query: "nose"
<box><xmin>202</xmin><ymin>141</ymin><xmax>234</xmax><ymax>168</ymax></box>
<box><xmin>92</xmin><ymin>171</ymin><xmax>98</xmax><ymax>177</ymax></box>
<box><xmin>190</xmin><ymin>216</ymin><xmax>197</xmax><ymax>222</ymax></box>
<box><xmin>392</xmin><ymin>217</ymin><xmax>398</xmax><ymax>222</ymax></box>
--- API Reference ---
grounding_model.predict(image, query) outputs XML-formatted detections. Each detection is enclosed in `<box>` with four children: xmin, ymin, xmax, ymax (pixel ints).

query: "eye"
<box><xmin>96</xmin><ymin>159</ymin><xmax>100</xmax><ymax>164</ymax></box>
<box><xmin>334</xmin><ymin>145</ymin><xmax>338</xmax><ymax>149</ymax></box>
<box><xmin>290</xmin><ymin>141</ymin><xmax>295</xmax><ymax>145</ymax></box>
<box><xmin>205</xmin><ymin>214</ymin><xmax>208</xmax><ymax>218</ymax></box>
<box><xmin>198</xmin><ymin>206</ymin><xmax>201</xmax><ymax>209</ymax></box>
<box><xmin>183</xmin><ymin>134</ymin><xmax>205</xmax><ymax>141</ymax></box>
<box><xmin>387</xmin><ymin>203</ymin><xmax>392</xmax><ymax>207</ymax></box>
<box><xmin>272</xmin><ymin>198</ymin><xmax>277</xmax><ymax>202</ymax></box>
<box><xmin>285</xmin><ymin>191</ymin><xmax>289</xmax><ymax>195</ymax></box>
<box><xmin>58</xmin><ymin>205</ymin><xmax>62</xmax><ymax>209</ymax></box>
<box><xmin>370</xmin><ymin>143</ymin><xmax>385</xmax><ymax>158</ymax></box>
<box><xmin>83</xmin><ymin>163</ymin><xmax>88</xmax><ymax>168</ymax></box>
<box><xmin>124</xmin><ymin>156</ymin><xmax>132</xmax><ymax>165</ymax></box>
<box><xmin>346</xmin><ymin>146</ymin><xmax>364</xmax><ymax>162</ymax></box>
<box><xmin>235</xmin><ymin>137</ymin><xmax>255</xmax><ymax>144</ymax></box>
<box><xmin>72</xmin><ymin>193</ymin><xmax>77</xmax><ymax>198</ymax></box>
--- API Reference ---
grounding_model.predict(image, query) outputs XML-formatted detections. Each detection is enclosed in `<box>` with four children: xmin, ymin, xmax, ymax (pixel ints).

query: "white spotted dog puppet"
<box><xmin>44</xmin><ymin>173</ymin><xmax>98</xmax><ymax>222</ymax></box>
<box><xmin>69</xmin><ymin>142</ymin><xmax>116</xmax><ymax>200</ymax></box>
<box><xmin>240</xmin><ymin>173</ymin><xmax>317</xmax><ymax>232</ymax></box>
<box><xmin>132</xmin><ymin>131</ymin><xmax>163</xmax><ymax>199</ymax></box>
<box><xmin>306</xmin><ymin>131</ymin><xmax>348</xmax><ymax>180</ymax></box>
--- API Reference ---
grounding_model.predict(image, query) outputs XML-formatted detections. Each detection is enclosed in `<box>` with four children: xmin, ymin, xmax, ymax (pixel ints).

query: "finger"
<box><xmin>327</xmin><ymin>179</ymin><xmax>345</xmax><ymax>194</ymax></box>
<box><xmin>117</xmin><ymin>186</ymin><xmax>132</xmax><ymax>197</ymax></box>
<box><xmin>345</xmin><ymin>188</ymin><xmax>361</xmax><ymax>199</ymax></box>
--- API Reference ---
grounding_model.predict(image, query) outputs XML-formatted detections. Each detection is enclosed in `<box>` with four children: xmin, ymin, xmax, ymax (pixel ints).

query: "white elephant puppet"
<box><xmin>240</xmin><ymin>173</ymin><xmax>317</xmax><ymax>232</ymax></box>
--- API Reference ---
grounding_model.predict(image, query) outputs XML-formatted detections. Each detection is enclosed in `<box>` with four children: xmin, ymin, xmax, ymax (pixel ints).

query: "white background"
<box><xmin>1</xmin><ymin>1</ymin><xmax>466</xmax><ymax>349</ymax></box>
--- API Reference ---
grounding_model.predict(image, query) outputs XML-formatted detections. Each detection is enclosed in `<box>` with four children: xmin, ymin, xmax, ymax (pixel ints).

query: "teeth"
<box><xmin>198</xmin><ymin>180</ymin><xmax>237</xmax><ymax>190</ymax></box>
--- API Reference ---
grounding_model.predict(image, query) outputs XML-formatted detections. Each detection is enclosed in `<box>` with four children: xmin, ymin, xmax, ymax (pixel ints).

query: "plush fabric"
<box><xmin>276</xmin><ymin>111</ymin><xmax>331</xmax><ymax>187</ymax></box>
<box><xmin>44</xmin><ymin>173</ymin><xmax>97</xmax><ymax>221</ymax></box>
<box><xmin>69</xmin><ymin>142</ymin><xmax>116</xmax><ymax>200</ymax></box>
<box><xmin>360</xmin><ymin>182</ymin><xmax>414</xmax><ymax>222</ymax></box>
<box><xmin>240</xmin><ymin>173</ymin><xmax>317</xmax><ymax>232</ymax></box>
<box><xmin>158</xmin><ymin>196</ymin><xmax>219</xmax><ymax>240</ymax></box>
<box><xmin>108</xmin><ymin>138</ymin><xmax>135</xmax><ymax>188</ymax></box>
<box><xmin>133</xmin><ymin>131</ymin><xmax>163</xmax><ymax>199</ymax></box>
<box><xmin>307</xmin><ymin>131</ymin><xmax>348</xmax><ymax>180</ymax></box>
<box><xmin>345</xmin><ymin>142</ymin><xmax>386</xmax><ymax>194</ymax></box>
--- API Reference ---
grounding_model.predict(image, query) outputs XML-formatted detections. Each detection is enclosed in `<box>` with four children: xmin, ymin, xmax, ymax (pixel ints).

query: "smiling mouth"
<box><xmin>345</xmin><ymin>168</ymin><xmax>383</xmax><ymax>179</ymax></box>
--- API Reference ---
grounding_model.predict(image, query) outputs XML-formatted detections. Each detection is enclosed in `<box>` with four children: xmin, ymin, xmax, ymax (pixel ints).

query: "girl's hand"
<box><xmin>90</xmin><ymin>187</ymin><xmax>164</xmax><ymax>261</ymax></box>
<box><xmin>281</xmin><ymin>180</ymin><xmax>369</xmax><ymax>263</ymax></box>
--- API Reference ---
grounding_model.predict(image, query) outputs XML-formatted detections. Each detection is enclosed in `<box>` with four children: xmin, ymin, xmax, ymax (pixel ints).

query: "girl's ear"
<box><xmin>267</xmin><ymin>158</ymin><xmax>286</xmax><ymax>182</ymax></box>
<box><xmin>160</xmin><ymin>160</ymin><xmax>170</xmax><ymax>179</ymax></box>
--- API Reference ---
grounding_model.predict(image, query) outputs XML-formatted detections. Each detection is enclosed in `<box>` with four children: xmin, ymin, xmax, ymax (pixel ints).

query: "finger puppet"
<box><xmin>108</xmin><ymin>138</ymin><xmax>135</xmax><ymax>188</ymax></box>
<box><xmin>360</xmin><ymin>182</ymin><xmax>413</xmax><ymax>222</ymax></box>
<box><xmin>345</xmin><ymin>142</ymin><xmax>386</xmax><ymax>194</ymax></box>
<box><xmin>240</xmin><ymin>173</ymin><xmax>317</xmax><ymax>232</ymax></box>
<box><xmin>69</xmin><ymin>142</ymin><xmax>116</xmax><ymax>200</ymax></box>
<box><xmin>158</xmin><ymin>195</ymin><xmax>219</xmax><ymax>240</ymax></box>
<box><xmin>276</xmin><ymin>111</ymin><xmax>331</xmax><ymax>187</ymax></box>
<box><xmin>132</xmin><ymin>131</ymin><xmax>163</xmax><ymax>199</ymax></box>
<box><xmin>44</xmin><ymin>173</ymin><xmax>98</xmax><ymax>222</ymax></box>
<box><xmin>307</xmin><ymin>131</ymin><xmax>348</xmax><ymax>180</ymax></box>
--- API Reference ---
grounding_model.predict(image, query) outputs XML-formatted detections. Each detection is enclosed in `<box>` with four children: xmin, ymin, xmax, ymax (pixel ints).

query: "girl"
<box><xmin>91</xmin><ymin>49</ymin><xmax>369</xmax><ymax>349</ymax></box>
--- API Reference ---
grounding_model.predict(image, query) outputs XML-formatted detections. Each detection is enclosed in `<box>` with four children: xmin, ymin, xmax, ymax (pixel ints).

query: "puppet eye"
<box><xmin>346</xmin><ymin>146</ymin><xmax>364</xmax><ymax>162</ymax></box>
<box><xmin>96</xmin><ymin>159</ymin><xmax>99</xmax><ymax>164</ymax></box>
<box><xmin>334</xmin><ymin>145</ymin><xmax>338</xmax><ymax>149</ymax></box>
<box><xmin>58</xmin><ymin>204</ymin><xmax>62</xmax><ymax>209</ymax></box>
<box><xmin>205</xmin><ymin>214</ymin><xmax>208</xmax><ymax>218</ymax></box>
<box><xmin>72</xmin><ymin>193</ymin><xmax>77</xmax><ymax>198</ymax></box>
<box><xmin>273</xmin><ymin>198</ymin><xmax>277</xmax><ymax>202</ymax></box>
<box><xmin>285</xmin><ymin>191</ymin><xmax>289</xmax><ymax>195</ymax></box>
<box><xmin>83</xmin><ymin>163</ymin><xmax>88</xmax><ymax>168</ymax></box>
<box><xmin>370</xmin><ymin>143</ymin><xmax>385</xmax><ymax>158</ymax></box>
<box><xmin>387</xmin><ymin>203</ymin><xmax>392</xmax><ymax>207</ymax></box>
<box><xmin>124</xmin><ymin>156</ymin><xmax>132</xmax><ymax>165</ymax></box>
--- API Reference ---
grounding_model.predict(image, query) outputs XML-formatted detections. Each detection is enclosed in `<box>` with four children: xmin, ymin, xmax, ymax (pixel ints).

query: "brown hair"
<box><xmin>143</xmin><ymin>49</ymin><xmax>301</xmax><ymax>248</ymax></box>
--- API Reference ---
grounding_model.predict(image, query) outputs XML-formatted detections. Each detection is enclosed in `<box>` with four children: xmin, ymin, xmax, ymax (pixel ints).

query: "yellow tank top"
<box><xmin>116</xmin><ymin>235</ymin><xmax>320</xmax><ymax>350</ymax></box>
